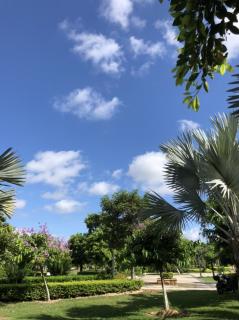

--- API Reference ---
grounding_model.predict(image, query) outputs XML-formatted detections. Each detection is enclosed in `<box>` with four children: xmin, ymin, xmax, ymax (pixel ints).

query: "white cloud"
<box><xmin>27</xmin><ymin>151</ymin><xmax>86</xmax><ymax>187</ymax></box>
<box><xmin>131</xmin><ymin>61</ymin><xmax>153</xmax><ymax>77</ymax></box>
<box><xmin>78</xmin><ymin>182</ymin><xmax>88</xmax><ymax>193</ymax></box>
<box><xmin>213</xmin><ymin>13</ymin><xmax>239</xmax><ymax>60</ymax></box>
<box><xmin>15</xmin><ymin>199</ymin><xmax>26</xmax><ymax>209</ymax></box>
<box><xmin>42</xmin><ymin>189</ymin><xmax>68</xmax><ymax>201</ymax></box>
<box><xmin>225</xmin><ymin>19</ymin><xmax>239</xmax><ymax>60</ymax></box>
<box><xmin>100</xmin><ymin>0</ymin><xmax>152</xmax><ymax>29</ymax></box>
<box><xmin>45</xmin><ymin>199</ymin><xmax>85</xmax><ymax>214</ymax></box>
<box><xmin>155</xmin><ymin>20</ymin><xmax>179</xmax><ymax>48</ymax></box>
<box><xmin>134</xmin><ymin>0</ymin><xmax>154</xmax><ymax>4</ymax></box>
<box><xmin>88</xmin><ymin>181</ymin><xmax>120</xmax><ymax>196</ymax></box>
<box><xmin>112</xmin><ymin>169</ymin><xmax>123</xmax><ymax>179</ymax></box>
<box><xmin>61</xmin><ymin>23</ymin><xmax>124</xmax><ymax>74</ymax></box>
<box><xmin>100</xmin><ymin>0</ymin><xmax>133</xmax><ymax>29</ymax></box>
<box><xmin>131</xmin><ymin>16</ymin><xmax>146</xmax><ymax>29</ymax></box>
<box><xmin>130</xmin><ymin>36</ymin><xmax>166</xmax><ymax>58</ymax></box>
<box><xmin>178</xmin><ymin>120</ymin><xmax>200</xmax><ymax>131</ymax></box>
<box><xmin>128</xmin><ymin>151</ymin><xmax>171</xmax><ymax>195</ymax></box>
<box><xmin>54</xmin><ymin>87</ymin><xmax>121</xmax><ymax>121</ymax></box>
<box><xmin>183</xmin><ymin>227</ymin><xmax>201</xmax><ymax>242</ymax></box>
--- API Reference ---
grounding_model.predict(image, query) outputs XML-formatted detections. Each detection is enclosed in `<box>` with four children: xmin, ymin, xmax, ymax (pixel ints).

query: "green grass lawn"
<box><xmin>200</xmin><ymin>276</ymin><xmax>215</xmax><ymax>284</ymax></box>
<box><xmin>0</xmin><ymin>290</ymin><xmax>239</xmax><ymax>320</ymax></box>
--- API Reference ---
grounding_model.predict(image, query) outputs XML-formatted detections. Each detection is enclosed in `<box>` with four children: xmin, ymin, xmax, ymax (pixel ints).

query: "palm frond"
<box><xmin>173</xmin><ymin>190</ymin><xmax>206</xmax><ymax>218</ymax></box>
<box><xmin>161</xmin><ymin>132</ymin><xmax>201</xmax><ymax>193</ymax></box>
<box><xmin>195</xmin><ymin>115</ymin><xmax>239</xmax><ymax>197</ymax></box>
<box><xmin>0</xmin><ymin>190</ymin><xmax>15</xmax><ymax>218</ymax></box>
<box><xmin>227</xmin><ymin>65</ymin><xmax>239</xmax><ymax>116</ymax></box>
<box><xmin>0</xmin><ymin>148</ymin><xmax>25</xmax><ymax>186</ymax></box>
<box><xmin>143</xmin><ymin>192</ymin><xmax>194</xmax><ymax>232</ymax></box>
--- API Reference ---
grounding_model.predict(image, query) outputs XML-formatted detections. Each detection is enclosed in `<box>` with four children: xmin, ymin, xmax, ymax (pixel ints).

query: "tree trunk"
<box><xmin>111</xmin><ymin>249</ymin><xmax>116</xmax><ymax>278</ymax></box>
<box><xmin>199</xmin><ymin>266</ymin><xmax>202</xmax><ymax>277</ymax></box>
<box><xmin>40</xmin><ymin>266</ymin><xmax>50</xmax><ymax>302</ymax></box>
<box><xmin>160</xmin><ymin>271</ymin><xmax>170</xmax><ymax>311</ymax></box>
<box><xmin>80</xmin><ymin>264</ymin><xmax>83</xmax><ymax>273</ymax></box>
<box><xmin>211</xmin><ymin>262</ymin><xmax>215</xmax><ymax>278</ymax></box>
<box><xmin>130</xmin><ymin>266</ymin><xmax>135</xmax><ymax>280</ymax></box>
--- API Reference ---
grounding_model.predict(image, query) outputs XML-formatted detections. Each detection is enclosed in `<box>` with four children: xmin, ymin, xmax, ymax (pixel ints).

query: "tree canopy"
<box><xmin>160</xmin><ymin>0</ymin><xmax>239</xmax><ymax>110</ymax></box>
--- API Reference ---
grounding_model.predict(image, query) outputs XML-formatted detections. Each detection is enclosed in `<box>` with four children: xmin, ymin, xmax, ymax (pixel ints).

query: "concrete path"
<box><xmin>141</xmin><ymin>273</ymin><xmax>216</xmax><ymax>291</ymax></box>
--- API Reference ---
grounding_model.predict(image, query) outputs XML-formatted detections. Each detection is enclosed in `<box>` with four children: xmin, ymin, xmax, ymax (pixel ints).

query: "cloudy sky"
<box><xmin>2</xmin><ymin>0</ymin><xmax>238</xmax><ymax>239</ymax></box>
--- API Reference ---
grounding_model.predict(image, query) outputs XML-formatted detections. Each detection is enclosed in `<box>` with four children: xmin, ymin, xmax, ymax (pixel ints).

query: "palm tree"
<box><xmin>227</xmin><ymin>65</ymin><xmax>239</xmax><ymax>116</ymax></box>
<box><xmin>143</xmin><ymin>114</ymin><xmax>239</xmax><ymax>275</ymax></box>
<box><xmin>0</xmin><ymin>148</ymin><xmax>25</xmax><ymax>219</ymax></box>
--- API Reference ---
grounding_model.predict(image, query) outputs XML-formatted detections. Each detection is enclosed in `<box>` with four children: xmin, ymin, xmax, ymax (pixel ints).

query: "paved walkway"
<box><xmin>141</xmin><ymin>273</ymin><xmax>216</xmax><ymax>291</ymax></box>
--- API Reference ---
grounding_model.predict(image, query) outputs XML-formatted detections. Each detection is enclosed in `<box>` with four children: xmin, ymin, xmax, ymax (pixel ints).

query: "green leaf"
<box><xmin>182</xmin><ymin>14</ymin><xmax>191</xmax><ymax>25</ymax></box>
<box><xmin>191</xmin><ymin>96</ymin><xmax>200</xmax><ymax>111</ymax></box>
<box><xmin>189</xmin><ymin>72</ymin><xmax>199</xmax><ymax>82</ymax></box>
<box><xmin>219</xmin><ymin>64</ymin><xmax>226</xmax><ymax>75</ymax></box>
<box><xmin>203</xmin><ymin>81</ymin><xmax>209</xmax><ymax>92</ymax></box>
<box><xmin>229</xmin><ymin>24</ymin><xmax>239</xmax><ymax>35</ymax></box>
<box><xmin>186</xmin><ymin>80</ymin><xmax>192</xmax><ymax>91</ymax></box>
<box><xmin>176</xmin><ymin>77</ymin><xmax>184</xmax><ymax>86</ymax></box>
<box><xmin>183</xmin><ymin>96</ymin><xmax>191</xmax><ymax>105</ymax></box>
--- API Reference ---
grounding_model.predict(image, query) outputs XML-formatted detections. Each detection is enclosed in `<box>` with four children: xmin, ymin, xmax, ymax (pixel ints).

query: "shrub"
<box><xmin>162</xmin><ymin>272</ymin><xmax>173</xmax><ymax>279</ymax></box>
<box><xmin>0</xmin><ymin>274</ymin><xmax>101</xmax><ymax>284</ymax></box>
<box><xmin>47</xmin><ymin>249</ymin><xmax>72</xmax><ymax>275</ymax></box>
<box><xmin>0</xmin><ymin>279</ymin><xmax>143</xmax><ymax>301</ymax></box>
<box><xmin>77</xmin><ymin>271</ymin><xmax>98</xmax><ymax>276</ymax></box>
<box><xmin>187</xmin><ymin>268</ymin><xmax>212</xmax><ymax>273</ymax></box>
<box><xmin>113</xmin><ymin>272</ymin><xmax>127</xmax><ymax>279</ymax></box>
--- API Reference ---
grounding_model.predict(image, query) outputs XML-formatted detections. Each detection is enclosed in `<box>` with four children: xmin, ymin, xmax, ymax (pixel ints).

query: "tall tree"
<box><xmin>143</xmin><ymin>114</ymin><xmax>239</xmax><ymax>276</ymax></box>
<box><xmin>100</xmin><ymin>190</ymin><xmax>144</xmax><ymax>278</ymax></box>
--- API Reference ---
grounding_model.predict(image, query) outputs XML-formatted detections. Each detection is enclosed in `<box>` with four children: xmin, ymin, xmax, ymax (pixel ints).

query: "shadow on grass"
<box><xmin>15</xmin><ymin>291</ymin><xmax>239</xmax><ymax>320</ymax></box>
<box><xmin>16</xmin><ymin>294</ymin><xmax>161</xmax><ymax>320</ymax></box>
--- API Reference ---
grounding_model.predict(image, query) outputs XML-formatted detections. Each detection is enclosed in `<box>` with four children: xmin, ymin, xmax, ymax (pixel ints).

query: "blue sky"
<box><xmin>2</xmin><ymin>0</ymin><xmax>238</xmax><ymax>239</ymax></box>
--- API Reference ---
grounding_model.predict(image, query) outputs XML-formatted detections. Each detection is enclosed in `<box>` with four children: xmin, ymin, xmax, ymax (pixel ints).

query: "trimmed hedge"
<box><xmin>25</xmin><ymin>275</ymin><xmax>99</xmax><ymax>283</ymax></box>
<box><xmin>0</xmin><ymin>274</ymin><xmax>100</xmax><ymax>284</ymax></box>
<box><xmin>162</xmin><ymin>272</ymin><xmax>173</xmax><ymax>279</ymax></box>
<box><xmin>0</xmin><ymin>279</ymin><xmax>143</xmax><ymax>302</ymax></box>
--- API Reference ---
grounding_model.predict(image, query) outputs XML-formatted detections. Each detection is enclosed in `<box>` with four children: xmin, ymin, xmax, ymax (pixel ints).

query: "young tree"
<box><xmin>20</xmin><ymin>225</ymin><xmax>70</xmax><ymax>301</ymax></box>
<box><xmin>84</xmin><ymin>229</ymin><xmax>111</xmax><ymax>270</ymax></box>
<box><xmin>47</xmin><ymin>238</ymin><xmax>71</xmax><ymax>276</ymax></box>
<box><xmin>0</xmin><ymin>224</ymin><xmax>32</xmax><ymax>283</ymax></box>
<box><xmin>68</xmin><ymin>233</ymin><xmax>88</xmax><ymax>272</ymax></box>
<box><xmin>100</xmin><ymin>190</ymin><xmax>144</xmax><ymax>278</ymax></box>
<box><xmin>21</xmin><ymin>226</ymin><xmax>52</xmax><ymax>301</ymax></box>
<box><xmin>132</xmin><ymin>222</ymin><xmax>183</xmax><ymax>311</ymax></box>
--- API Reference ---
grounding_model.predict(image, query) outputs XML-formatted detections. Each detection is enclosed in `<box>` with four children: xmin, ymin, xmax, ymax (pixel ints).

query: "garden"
<box><xmin>2</xmin><ymin>0</ymin><xmax>239</xmax><ymax>319</ymax></box>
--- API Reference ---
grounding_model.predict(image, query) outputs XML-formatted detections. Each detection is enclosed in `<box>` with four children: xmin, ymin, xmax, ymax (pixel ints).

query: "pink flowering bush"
<box><xmin>18</xmin><ymin>224</ymin><xmax>71</xmax><ymax>276</ymax></box>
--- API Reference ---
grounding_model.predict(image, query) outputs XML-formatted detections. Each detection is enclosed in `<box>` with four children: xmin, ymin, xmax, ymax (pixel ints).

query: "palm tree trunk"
<box><xmin>130</xmin><ymin>266</ymin><xmax>135</xmax><ymax>279</ymax></box>
<box><xmin>160</xmin><ymin>271</ymin><xmax>169</xmax><ymax>311</ymax></box>
<box><xmin>40</xmin><ymin>266</ymin><xmax>50</xmax><ymax>301</ymax></box>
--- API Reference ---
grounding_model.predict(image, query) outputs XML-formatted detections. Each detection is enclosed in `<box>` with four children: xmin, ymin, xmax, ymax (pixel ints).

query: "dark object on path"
<box><xmin>213</xmin><ymin>274</ymin><xmax>238</xmax><ymax>295</ymax></box>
